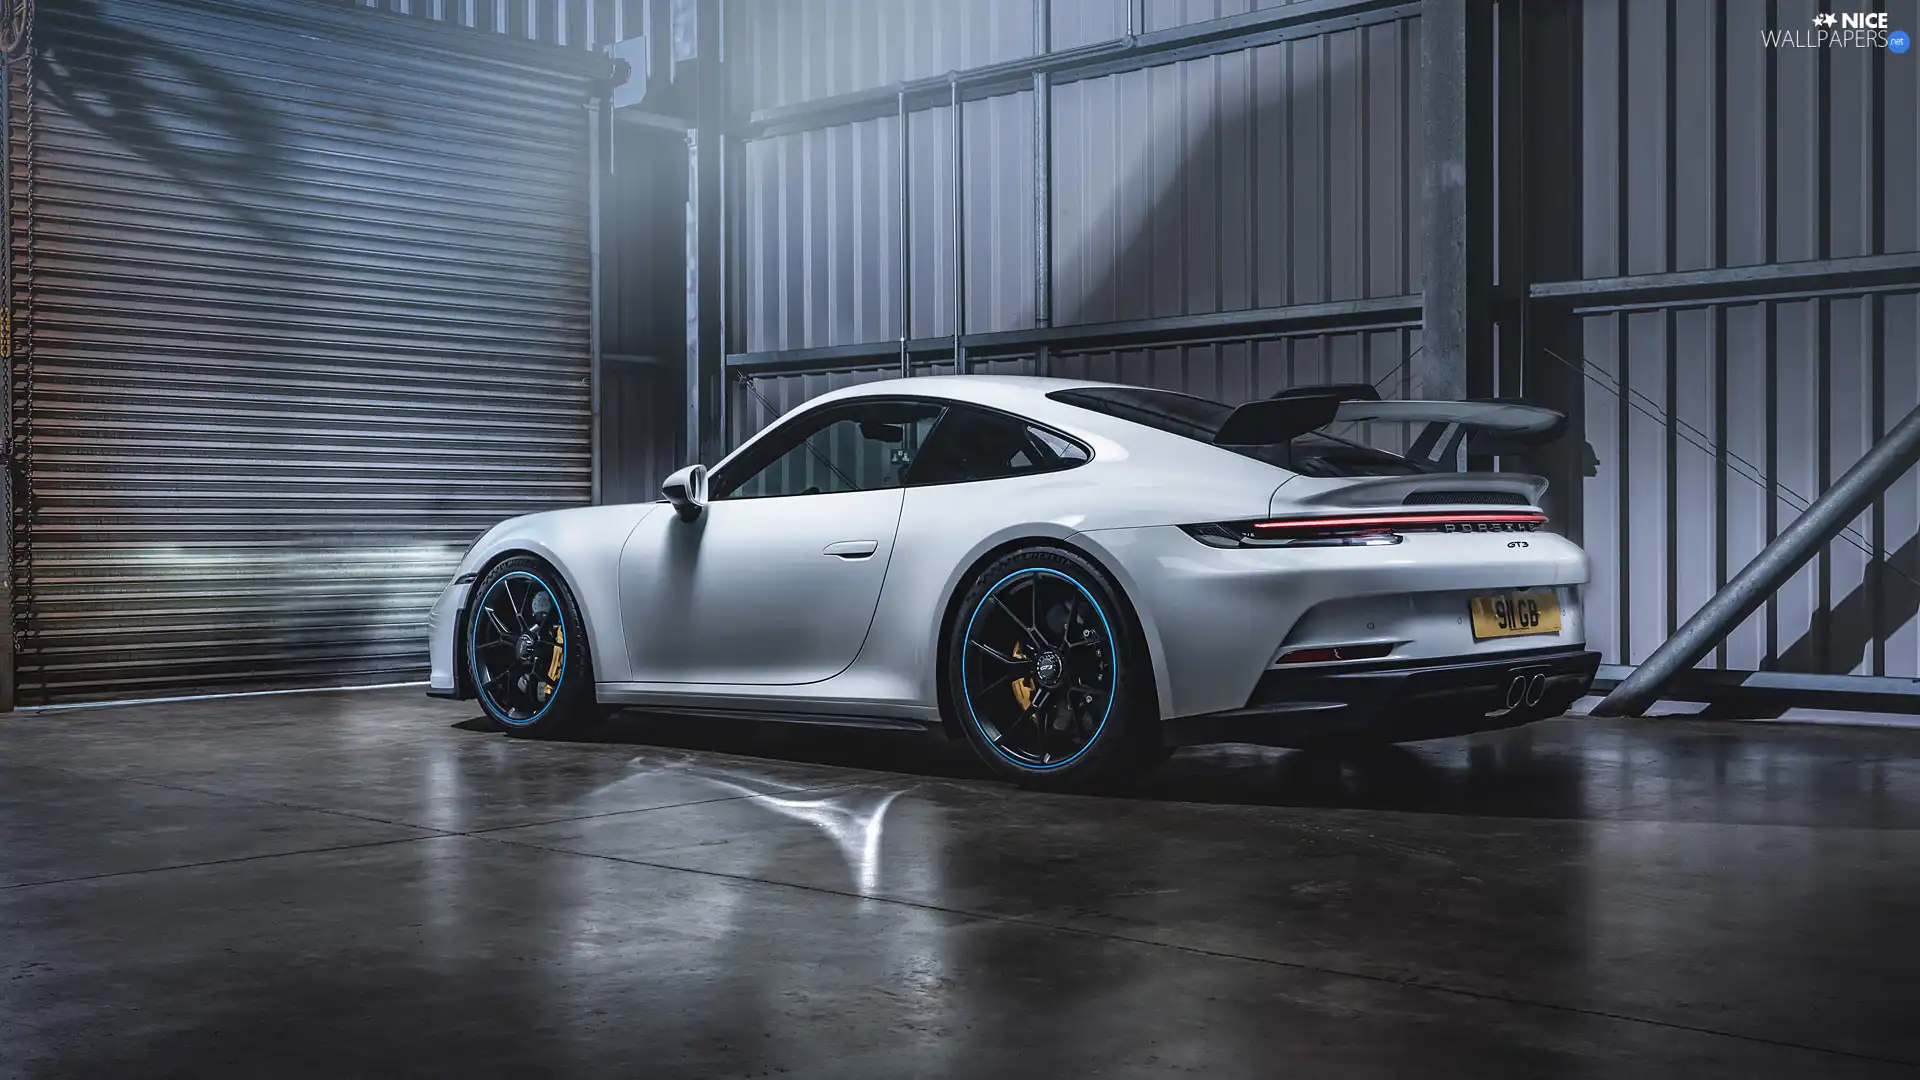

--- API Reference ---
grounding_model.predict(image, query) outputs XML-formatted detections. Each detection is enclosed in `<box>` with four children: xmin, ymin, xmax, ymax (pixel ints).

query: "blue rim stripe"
<box><xmin>469</xmin><ymin>570</ymin><xmax>567</xmax><ymax>728</ymax></box>
<box><xmin>960</xmin><ymin>567</ymin><xmax>1117</xmax><ymax>771</ymax></box>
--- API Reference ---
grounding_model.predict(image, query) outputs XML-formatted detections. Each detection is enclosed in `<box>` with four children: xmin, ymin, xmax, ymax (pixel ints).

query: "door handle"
<box><xmin>823</xmin><ymin>540</ymin><xmax>879</xmax><ymax>559</ymax></box>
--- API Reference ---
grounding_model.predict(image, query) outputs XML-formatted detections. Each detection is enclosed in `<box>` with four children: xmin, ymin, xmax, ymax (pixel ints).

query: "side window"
<box><xmin>710</xmin><ymin>401</ymin><xmax>946</xmax><ymax>500</ymax></box>
<box><xmin>905</xmin><ymin>406</ymin><xmax>1091</xmax><ymax>487</ymax></box>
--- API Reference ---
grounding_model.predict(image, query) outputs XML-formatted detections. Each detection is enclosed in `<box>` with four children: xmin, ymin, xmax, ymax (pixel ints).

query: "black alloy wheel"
<box><xmin>947</xmin><ymin>546</ymin><xmax>1160</xmax><ymax>789</ymax></box>
<box><xmin>467</xmin><ymin>556</ymin><xmax>595</xmax><ymax>736</ymax></box>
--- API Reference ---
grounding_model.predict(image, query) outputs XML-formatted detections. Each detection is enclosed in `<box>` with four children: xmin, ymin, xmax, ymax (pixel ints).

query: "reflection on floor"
<box><xmin>3</xmin><ymin>687</ymin><xmax>1918</xmax><ymax>1078</ymax></box>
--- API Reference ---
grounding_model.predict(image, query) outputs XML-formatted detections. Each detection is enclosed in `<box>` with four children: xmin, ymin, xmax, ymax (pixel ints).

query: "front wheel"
<box><xmin>466</xmin><ymin>556</ymin><xmax>598</xmax><ymax>737</ymax></box>
<box><xmin>945</xmin><ymin>547</ymin><xmax>1162</xmax><ymax>791</ymax></box>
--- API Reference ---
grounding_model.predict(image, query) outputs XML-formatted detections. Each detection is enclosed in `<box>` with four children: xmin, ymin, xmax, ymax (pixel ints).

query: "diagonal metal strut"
<box><xmin>1593</xmin><ymin>402</ymin><xmax>1920</xmax><ymax>718</ymax></box>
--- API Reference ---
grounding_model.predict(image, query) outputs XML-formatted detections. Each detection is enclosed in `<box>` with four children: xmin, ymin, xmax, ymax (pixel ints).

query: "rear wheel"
<box><xmin>466</xmin><ymin>556</ymin><xmax>597</xmax><ymax>738</ymax></box>
<box><xmin>945</xmin><ymin>547</ymin><xmax>1162</xmax><ymax>790</ymax></box>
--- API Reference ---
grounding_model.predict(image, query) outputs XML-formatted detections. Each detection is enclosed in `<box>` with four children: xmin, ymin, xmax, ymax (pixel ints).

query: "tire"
<box><xmin>944</xmin><ymin>546</ymin><xmax>1163</xmax><ymax>791</ymax></box>
<box><xmin>466</xmin><ymin>556</ymin><xmax>598</xmax><ymax>738</ymax></box>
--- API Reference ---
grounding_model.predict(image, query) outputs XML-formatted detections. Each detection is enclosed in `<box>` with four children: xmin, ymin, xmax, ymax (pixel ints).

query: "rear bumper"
<box><xmin>1162</xmin><ymin>645</ymin><xmax>1600</xmax><ymax>748</ymax></box>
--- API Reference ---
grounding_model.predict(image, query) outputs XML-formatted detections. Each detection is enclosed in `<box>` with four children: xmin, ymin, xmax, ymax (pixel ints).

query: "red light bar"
<box><xmin>1251</xmin><ymin>511</ymin><xmax>1547</xmax><ymax>531</ymax></box>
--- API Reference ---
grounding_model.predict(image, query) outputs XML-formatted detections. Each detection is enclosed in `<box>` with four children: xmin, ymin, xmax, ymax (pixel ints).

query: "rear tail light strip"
<box><xmin>1182</xmin><ymin>510</ymin><xmax>1546</xmax><ymax>549</ymax></box>
<box><xmin>1252</xmin><ymin>511</ymin><xmax>1547</xmax><ymax>532</ymax></box>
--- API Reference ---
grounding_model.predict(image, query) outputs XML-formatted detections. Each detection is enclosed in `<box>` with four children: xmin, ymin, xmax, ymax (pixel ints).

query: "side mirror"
<box><xmin>661</xmin><ymin>464</ymin><xmax>709</xmax><ymax>521</ymax></box>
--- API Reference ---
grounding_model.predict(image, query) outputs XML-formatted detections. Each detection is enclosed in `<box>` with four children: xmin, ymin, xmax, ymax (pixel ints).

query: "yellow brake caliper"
<box><xmin>539</xmin><ymin>623</ymin><xmax>565</xmax><ymax>700</ymax></box>
<box><xmin>1010</xmin><ymin>641</ymin><xmax>1034</xmax><ymax>710</ymax></box>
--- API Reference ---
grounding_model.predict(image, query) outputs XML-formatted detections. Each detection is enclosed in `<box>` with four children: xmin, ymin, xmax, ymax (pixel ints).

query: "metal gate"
<box><xmin>6</xmin><ymin>0</ymin><xmax>610</xmax><ymax>703</ymax></box>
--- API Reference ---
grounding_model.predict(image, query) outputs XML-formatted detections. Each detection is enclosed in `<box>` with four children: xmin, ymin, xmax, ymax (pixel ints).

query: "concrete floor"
<box><xmin>2</xmin><ymin>690</ymin><xmax>1918</xmax><ymax>1079</ymax></box>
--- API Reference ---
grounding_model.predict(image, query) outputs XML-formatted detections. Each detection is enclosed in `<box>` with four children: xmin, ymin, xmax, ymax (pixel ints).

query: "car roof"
<box><xmin>793</xmin><ymin>374</ymin><xmax>1162</xmax><ymax>417</ymax></box>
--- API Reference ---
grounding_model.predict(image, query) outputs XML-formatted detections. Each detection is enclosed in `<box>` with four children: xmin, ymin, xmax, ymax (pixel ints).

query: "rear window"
<box><xmin>1048</xmin><ymin>386</ymin><xmax>1426</xmax><ymax>478</ymax></box>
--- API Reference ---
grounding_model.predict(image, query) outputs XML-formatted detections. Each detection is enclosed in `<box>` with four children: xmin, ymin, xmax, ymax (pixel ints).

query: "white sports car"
<box><xmin>428</xmin><ymin>376</ymin><xmax>1597</xmax><ymax>788</ymax></box>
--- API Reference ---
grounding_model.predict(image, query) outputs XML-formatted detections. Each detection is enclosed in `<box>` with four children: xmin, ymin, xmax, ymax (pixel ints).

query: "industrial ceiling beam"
<box><xmin>723</xmin><ymin>295</ymin><xmax>1424</xmax><ymax>376</ymax></box>
<box><xmin>1528</xmin><ymin>251</ymin><xmax>1920</xmax><ymax>311</ymax></box>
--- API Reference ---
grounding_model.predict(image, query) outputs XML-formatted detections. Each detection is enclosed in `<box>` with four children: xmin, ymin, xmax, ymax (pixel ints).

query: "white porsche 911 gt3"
<box><xmin>428</xmin><ymin>376</ymin><xmax>1597</xmax><ymax>788</ymax></box>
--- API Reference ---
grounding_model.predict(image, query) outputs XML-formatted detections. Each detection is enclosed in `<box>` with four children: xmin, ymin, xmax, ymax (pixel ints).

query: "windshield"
<box><xmin>1048</xmin><ymin>386</ymin><xmax>1427</xmax><ymax>478</ymax></box>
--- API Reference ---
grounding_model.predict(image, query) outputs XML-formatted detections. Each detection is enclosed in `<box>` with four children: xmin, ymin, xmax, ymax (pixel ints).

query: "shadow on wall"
<box><xmin>17</xmin><ymin>0</ymin><xmax>478</xmax><ymax>699</ymax></box>
<box><xmin>1703</xmin><ymin>531</ymin><xmax>1920</xmax><ymax>716</ymax></box>
<box><xmin>36</xmin><ymin>0</ymin><xmax>292</xmax><ymax>237</ymax></box>
<box><xmin>1030</xmin><ymin>23</ymin><xmax>1421</xmax><ymax>399</ymax></box>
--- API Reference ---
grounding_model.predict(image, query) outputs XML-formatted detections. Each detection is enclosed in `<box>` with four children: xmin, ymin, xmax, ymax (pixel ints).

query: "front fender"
<box><xmin>462</xmin><ymin>503</ymin><xmax>660</xmax><ymax>684</ymax></box>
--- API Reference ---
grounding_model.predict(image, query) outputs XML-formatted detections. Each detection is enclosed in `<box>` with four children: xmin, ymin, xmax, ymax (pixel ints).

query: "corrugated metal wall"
<box><xmin>8</xmin><ymin>0</ymin><xmax>604</xmax><ymax>701</ymax></box>
<box><xmin>1572</xmin><ymin>0</ymin><xmax>1920</xmax><ymax>678</ymax></box>
<box><xmin>1578</xmin><ymin>0</ymin><xmax>1918</xmax><ymax>278</ymax></box>
<box><xmin>732</xmin><ymin>11</ymin><xmax>1423</xmax><ymax>349</ymax></box>
<box><xmin>340</xmin><ymin>0</ymin><xmax>684</xmax><ymax>503</ymax></box>
<box><xmin>342</xmin><ymin>0</ymin><xmax>649</xmax><ymax>51</ymax></box>
<box><xmin>1051</xmin><ymin>21</ymin><xmax>1421</xmax><ymax>325</ymax></box>
<box><xmin>1580</xmin><ymin>294</ymin><xmax>1920</xmax><ymax>678</ymax></box>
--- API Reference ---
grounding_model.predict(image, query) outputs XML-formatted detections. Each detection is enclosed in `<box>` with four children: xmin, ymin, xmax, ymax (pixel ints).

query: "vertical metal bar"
<box><xmin>683</xmin><ymin>0</ymin><xmax>725</xmax><ymax>466</ymax></box>
<box><xmin>1711</xmin><ymin>0</ymin><xmax>1728</xmax><ymax>668</ymax></box>
<box><xmin>1814</xmin><ymin>4</ymin><xmax>1833</xmax><ymax>672</ymax></box>
<box><xmin>1417</xmin><ymin>0</ymin><xmax>1493</xmax><ymax>409</ymax></box>
<box><xmin>1713</xmin><ymin>304</ymin><xmax>1728</xmax><ymax>669</ymax></box>
<box><xmin>1870</xmin><ymin>9</ymin><xmax>1885</xmax><ymax>257</ymax></box>
<box><xmin>1129</xmin><ymin>0</ymin><xmax>1145</xmax><ymax>37</ymax></box>
<box><xmin>1764</xmin><ymin>0</ymin><xmax>1778</xmax><ymax>265</ymax></box>
<box><xmin>1664</xmin><ymin>309</ymin><xmax>1677</xmax><ymax>649</ymax></box>
<box><xmin>1613</xmin><ymin>0</ymin><xmax>1627</xmax><ymax>275</ymax></box>
<box><xmin>716</xmin><ymin>0</ymin><xmax>733</xmax><ymax>448</ymax></box>
<box><xmin>1765</xmin><ymin>301</ymin><xmax>1779</xmax><ymax>662</ymax></box>
<box><xmin>1763</xmin><ymin>0</ymin><xmax>1782</xmax><ymax>666</ymax></box>
<box><xmin>1032</xmin><ymin>0</ymin><xmax>1052</xmax><ymax>376</ymax></box>
<box><xmin>898</xmin><ymin>88</ymin><xmax>912</xmax><ymax>378</ymax></box>
<box><xmin>1664</xmin><ymin>0</ymin><xmax>1676</xmax><ymax>275</ymax></box>
<box><xmin>1516</xmin><ymin>0</ymin><xmax>1584</xmax><ymax>541</ymax></box>
<box><xmin>1816</xmin><ymin>295</ymin><xmax>1832</xmax><ymax>670</ymax></box>
<box><xmin>1616</xmin><ymin>311</ymin><xmax>1631</xmax><ymax>663</ymax></box>
<box><xmin>1491</xmin><ymin>0</ymin><xmax>1526</xmax><ymax>470</ymax></box>
<box><xmin>1816</xmin><ymin>9</ymin><xmax>1831</xmax><ymax>262</ymax></box>
<box><xmin>951</xmin><ymin>77</ymin><xmax>965</xmax><ymax>374</ymax></box>
<box><xmin>588</xmin><ymin>90</ymin><xmax>606</xmax><ymax>505</ymax></box>
<box><xmin>1871</xmin><ymin>293</ymin><xmax>1886</xmax><ymax>676</ymax></box>
<box><xmin>684</xmin><ymin>126</ymin><xmax>701</xmax><ymax>464</ymax></box>
<box><xmin>1660</xmin><ymin>0</ymin><xmax>1678</xmax><ymax>641</ymax></box>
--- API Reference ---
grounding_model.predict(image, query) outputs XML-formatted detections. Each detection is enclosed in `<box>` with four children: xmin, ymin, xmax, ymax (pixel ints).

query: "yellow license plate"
<box><xmin>1468</xmin><ymin>591</ymin><xmax>1562</xmax><ymax>640</ymax></box>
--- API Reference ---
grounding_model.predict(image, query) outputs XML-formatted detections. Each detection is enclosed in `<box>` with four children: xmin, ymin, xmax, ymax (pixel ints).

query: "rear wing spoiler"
<box><xmin>1213</xmin><ymin>384</ymin><xmax>1566</xmax><ymax>468</ymax></box>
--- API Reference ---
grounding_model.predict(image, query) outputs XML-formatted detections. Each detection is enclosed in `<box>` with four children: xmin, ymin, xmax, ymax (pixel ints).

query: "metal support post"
<box><xmin>1417</xmin><ymin>0</ymin><xmax>1493</xmax><ymax>408</ymax></box>
<box><xmin>1515</xmin><ymin>0</ymin><xmax>1585</xmax><ymax>538</ymax></box>
<box><xmin>1032</xmin><ymin>0</ymin><xmax>1053</xmax><ymax>376</ymax></box>
<box><xmin>587</xmin><ymin>91</ymin><xmax>606</xmax><ymax>504</ymax></box>
<box><xmin>950</xmin><ymin>77</ymin><xmax>965</xmax><ymax>374</ymax></box>
<box><xmin>1594</xmin><ymin>403</ymin><xmax>1920</xmax><ymax>717</ymax></box>
<box><xmin>684</xmin><ymin>0</ymin><xmax>726</xmax><ymax>466</ymax></box>
<box><xmin>897</xmin><ymin>88</ymin><xmax>912</xmax><ymax>378</ymax></box>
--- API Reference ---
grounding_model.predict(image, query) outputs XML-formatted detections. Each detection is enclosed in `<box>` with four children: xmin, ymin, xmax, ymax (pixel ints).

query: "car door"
<box><xmin>619</xmin><ymin>399</ymin><xmax>946</xmax><ymax>685</ymax></box>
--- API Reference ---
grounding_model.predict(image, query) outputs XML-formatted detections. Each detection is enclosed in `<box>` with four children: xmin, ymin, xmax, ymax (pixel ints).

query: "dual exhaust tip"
<box><xmin>1505</xmin><ymin>673</ymin><xmax>1548</xmax><ymax>710</ymax></box>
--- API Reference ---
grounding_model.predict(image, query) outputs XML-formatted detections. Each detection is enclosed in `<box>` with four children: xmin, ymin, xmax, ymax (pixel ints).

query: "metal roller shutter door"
<box><xmin>7</xmin><ymin>0</ymin><xmax>608</xmax><ymax>703</ymax></box>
